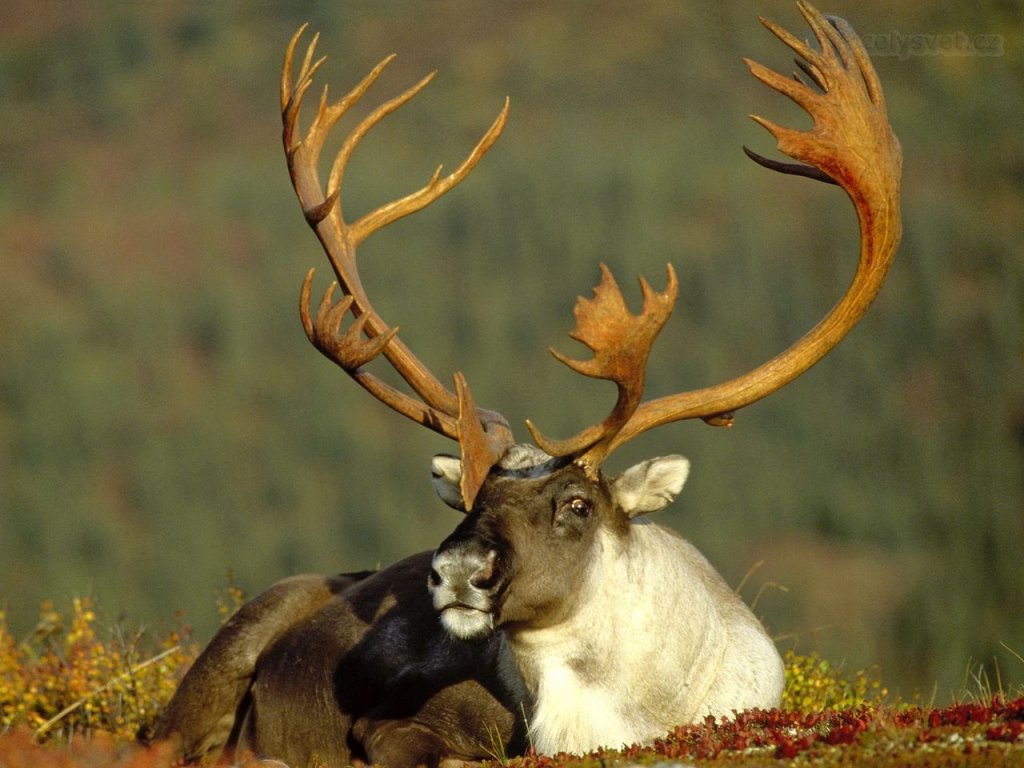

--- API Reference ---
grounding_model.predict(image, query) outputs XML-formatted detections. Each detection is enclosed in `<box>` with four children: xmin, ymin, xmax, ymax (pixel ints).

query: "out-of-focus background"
<box><xmin>1</xmin><ymin>1</ymin><xmax>1021</xmax><ymax>699</ymax></box>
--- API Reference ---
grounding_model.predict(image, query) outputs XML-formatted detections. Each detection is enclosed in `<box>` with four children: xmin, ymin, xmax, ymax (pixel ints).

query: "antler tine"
<box><xmin>283</xmin><ymin>27</ymin><xmax>514</xmax><ymax>508</ymax></box>
<box><xmin>351</xmin><ymin>96</ymin><xmax>510</xmax><ymax>249</ymax></box>
<box><xmin>528</xmin><ymin>1</ymin><xmax>901</xmax><ymax>469</ymax></box>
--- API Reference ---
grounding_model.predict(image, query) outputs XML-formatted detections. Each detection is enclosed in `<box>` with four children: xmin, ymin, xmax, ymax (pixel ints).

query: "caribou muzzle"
<box><xmin>429</xmin><ymin>543</ymin><xmax>503</xmax><ymax>640</ymax></box>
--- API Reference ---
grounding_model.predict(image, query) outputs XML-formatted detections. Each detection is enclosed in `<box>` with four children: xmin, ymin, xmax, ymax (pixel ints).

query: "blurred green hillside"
<box><xmin>1</xmin><ymin>2</ymin><xmax>1021</xmax><ymax>699</ymax></box>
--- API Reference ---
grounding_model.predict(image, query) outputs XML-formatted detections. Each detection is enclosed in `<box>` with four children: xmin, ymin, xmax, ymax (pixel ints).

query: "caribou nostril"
<box><xmin>468</xmin><ymin>551</ymin><xmax>498</xmax><ymax>590</ymax></box>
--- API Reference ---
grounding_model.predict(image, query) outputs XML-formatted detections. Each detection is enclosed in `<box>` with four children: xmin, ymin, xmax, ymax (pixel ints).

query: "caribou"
<box><xmin>152</xmin><ymin>3</ymin><xmax>902</xmax><ymax>766</ymax></box>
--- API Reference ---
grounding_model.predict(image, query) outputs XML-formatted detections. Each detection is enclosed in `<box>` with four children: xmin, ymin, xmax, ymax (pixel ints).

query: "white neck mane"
<box><xmin>506</xmin><ymin>522</ymin><xmax>781</xmax><ymax>754</ymax></box>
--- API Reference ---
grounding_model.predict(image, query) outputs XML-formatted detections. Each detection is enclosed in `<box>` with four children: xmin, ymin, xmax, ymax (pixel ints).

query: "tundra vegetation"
<box><xmin>0</xmin><ymin>596</ymin><xmax>1022</xmax><ymax>766</ymax></box>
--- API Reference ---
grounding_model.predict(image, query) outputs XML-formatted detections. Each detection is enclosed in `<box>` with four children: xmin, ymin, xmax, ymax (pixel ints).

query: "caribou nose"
<box><xmin>429</xmin><ymin>547</ymin><xmax>499</xmax><ymax>596</ymax></box>
<box><xmin>430</xmin><ymin>546</ymin><xmax>500</xmax><ymax>640</ymax></box>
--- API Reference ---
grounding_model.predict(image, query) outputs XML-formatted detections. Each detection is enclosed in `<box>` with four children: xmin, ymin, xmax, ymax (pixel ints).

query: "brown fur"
<box><xmin>151</xmin><ymin>553</ymin><xmax>526</xmax><ymax>767</ymax></box>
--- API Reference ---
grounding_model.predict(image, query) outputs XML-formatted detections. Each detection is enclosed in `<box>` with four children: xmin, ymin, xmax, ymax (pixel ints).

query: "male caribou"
<box><xmin>152</xmin><ymin>3</ymin><xmax>902</xmax><ymax>766</ymax></box>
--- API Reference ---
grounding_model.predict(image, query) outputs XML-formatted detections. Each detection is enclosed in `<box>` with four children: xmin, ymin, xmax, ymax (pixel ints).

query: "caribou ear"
<box><xmin>611</xmin><ymin>455</ymin><xmax>690</xmax><ymax>519</ymax></box>
<box><xmin>431</xmin><ymin>454</ymin><xmax>467</xmax><ymax>511</ymax></box>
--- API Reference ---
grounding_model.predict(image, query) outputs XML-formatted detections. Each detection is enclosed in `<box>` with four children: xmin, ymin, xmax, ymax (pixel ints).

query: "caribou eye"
<box><xmin>568</xmin><ymin>497</ymin><xmax>592</xmax><ymax>517</ymax></box>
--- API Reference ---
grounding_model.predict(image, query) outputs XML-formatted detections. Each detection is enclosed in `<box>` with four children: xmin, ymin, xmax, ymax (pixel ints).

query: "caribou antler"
<box><xmin>529</xmin><ymin>1</ymin><xmax>902</xmax><ymax>475</ymax></box>
<box><xmin>283</xmin><ymin>2</ymin><xmax>900</xmax><ymax>494</ymax></box>
<box><xmin>282</xmin><ymin>26</ymin><xmax>513</xmax><ymax>508</ymax></box>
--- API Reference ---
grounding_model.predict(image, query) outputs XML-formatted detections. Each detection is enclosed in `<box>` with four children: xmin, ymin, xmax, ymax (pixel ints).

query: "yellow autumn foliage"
<box><xmin>782</xmin><ymin>648</ymin><xmax>889</xmax><ymax>713</ymax></box>
<box><xmin>0</xmin><ymin>598</ymin><xmax>197</xmax><ymax>742</ymax></box>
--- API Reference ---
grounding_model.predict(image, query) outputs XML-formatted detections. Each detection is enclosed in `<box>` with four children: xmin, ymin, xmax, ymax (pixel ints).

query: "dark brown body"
<box><xmin>152</xmin><ymin>553</ymin><xmax>526</xmax><ymax>767</ymax></box>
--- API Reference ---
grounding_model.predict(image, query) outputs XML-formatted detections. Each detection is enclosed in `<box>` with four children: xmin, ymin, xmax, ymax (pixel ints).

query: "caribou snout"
<box><xmin>429</xmin><ymin>546</ymin><xmax>501</xmax><ymax>640</ymax></box>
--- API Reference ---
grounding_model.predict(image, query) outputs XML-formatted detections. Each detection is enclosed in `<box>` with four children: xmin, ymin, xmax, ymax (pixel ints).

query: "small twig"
<box><xmin>999</xmin><ymin>641</ymin><xmax>1024</xmax><ymax>665</ymax></box>
<box><xmin>735</xmin><ymin>559</ymin><xmax>765</xmax><ymax>595</ymax></box>
<box><xmin>750</xmin><ymin>579</ymin><xmax>789</xmax><ymax>612</ymax></box>
<box><xmin>33</xmin><ymin>644</ymin><xmax>181</xmax><ymax>742</ymax></box>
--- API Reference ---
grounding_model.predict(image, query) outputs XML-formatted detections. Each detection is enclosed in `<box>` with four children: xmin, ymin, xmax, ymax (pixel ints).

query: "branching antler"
<box><xmin>526</xmin><ymin>265</ymin><xmax>678</xmax><ymax>470</ymax></box>
<box><xmin>530</xmin><ymin>1</ymin><xmax>902</xmax><ymax>474</ymax></box>
<box><xmin>282</xmin><ymin>1</ymin><xmax>900</xmax><ymax>495</ymax></box>
<box><xmin>282</xmin><ymin>26</ymin><xmax>513</xmax><ymax>508</ymax></box>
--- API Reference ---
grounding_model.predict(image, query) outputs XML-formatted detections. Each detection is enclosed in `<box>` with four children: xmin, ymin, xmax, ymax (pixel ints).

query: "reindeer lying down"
<box><xmin>151</xmin><ymin>3</ymin><xmax>901</xmax><ymax>766</ymax></box>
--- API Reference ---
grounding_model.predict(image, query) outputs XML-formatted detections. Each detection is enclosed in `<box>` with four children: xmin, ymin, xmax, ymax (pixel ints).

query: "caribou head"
<box><xmin>428</xmin><ymin>446</ymin><xmax>692</xmax><ymax>640</ymax></box>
